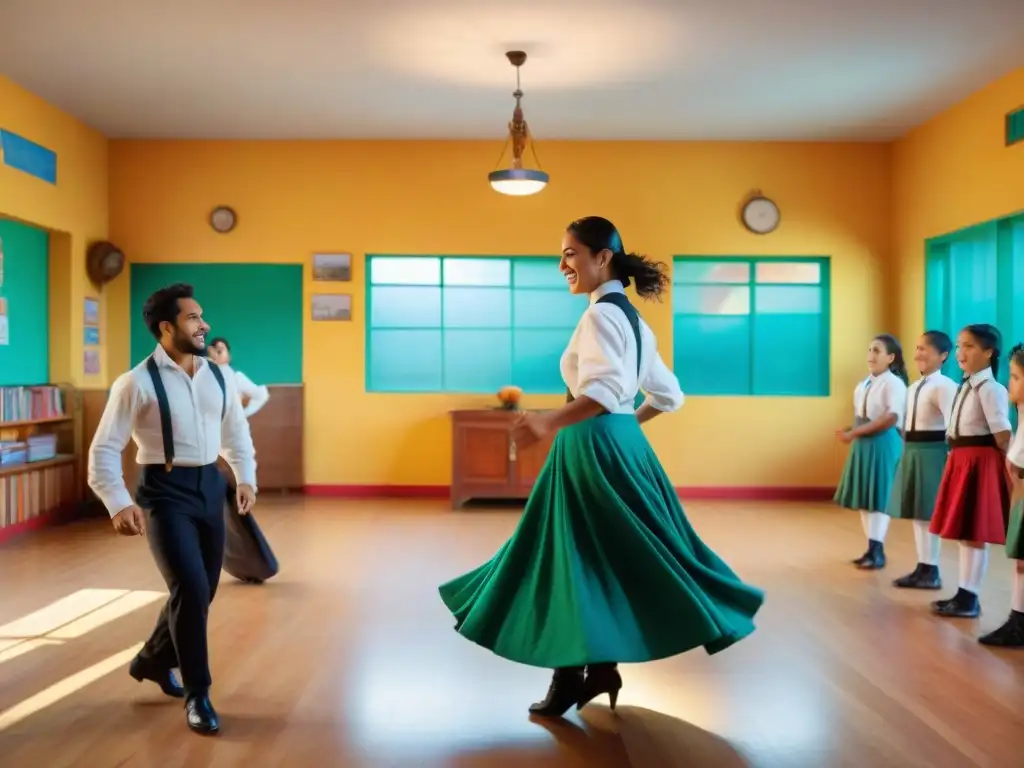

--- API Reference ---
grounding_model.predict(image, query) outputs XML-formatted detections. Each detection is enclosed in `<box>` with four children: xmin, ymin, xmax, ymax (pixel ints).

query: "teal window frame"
<box><xmin>1006</xmin><ymin>107</ymin><xmax>1024</xmax><ymax>147</ymax></box>
<box><xmin>365</xmin><ymin>254</ymin><xmax>588</xmax><ymax>394</ymax></box>
<box><xmin>671</xmin><ymin>255</ymin><xmax>831</xmax><ymax>397</ymax></box>
<box><xmin>924</xmin><ymin>211</ymin><xmax>1024</xmax><ymax>396</ymax></box>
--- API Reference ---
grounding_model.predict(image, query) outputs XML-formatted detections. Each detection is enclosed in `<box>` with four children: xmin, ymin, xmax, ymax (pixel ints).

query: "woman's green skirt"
<box><xmin>1006</xmin><ymin>498</ymin><xmax>1024</xmax><ymax>560</ymax></box>
<box><xmin>833</xmin><ymin>425</ymin><xmax>903</xmax><ymax>513</ymax></box>
<box><xmin>437</xmin><ymin>414</ymin><xmax>765</xmax><ymax>669</ymax></box>
<box><xmin>886</xmin><ymin>440</ymin><xmax>949</xmax><ymax>520</ymax></box>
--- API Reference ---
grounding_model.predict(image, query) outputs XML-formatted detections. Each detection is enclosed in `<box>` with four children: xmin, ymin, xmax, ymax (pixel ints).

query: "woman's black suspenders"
<box><xmin>566</xmin><ymin>293</ymin><xmax>645</xmax><ymax>409</ymax></box>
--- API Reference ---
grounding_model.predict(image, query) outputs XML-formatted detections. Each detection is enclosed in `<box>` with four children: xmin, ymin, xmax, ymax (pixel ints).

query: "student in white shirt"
<box><xmin>834</xmin><ymin>334</ymin><xmax>909</xmax><ymax>570</ymax></box>
<box><xmin>978</xmin><ymin>343</ymin><xmax>1024</xmax><ymax>647</ymax></box>
<box><xmin>207</xmin><ymin>337</ymin><xmax>270</xmax><ymax>417</ymax></box>
<box><xmin>888</xmin><ymin>331</ymin><xmax>959</xmax><ymax>590</ymax></box>
<box><xmin>929</xmin><ymin>324</ymin><xmax>1012</xmax><ymax>620</ymax></box>
<box><xmin>88</xmin><ymin>283</ymin><xmax>257</xmax><ymax>736</ymax></box>
<box><xmin>437</xmin><ymin>216</ymin><xmax>765</xmax><ymax>720</ymax></box>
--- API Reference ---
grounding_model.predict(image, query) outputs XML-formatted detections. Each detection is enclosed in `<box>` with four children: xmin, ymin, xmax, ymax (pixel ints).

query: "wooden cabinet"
<box><xmin>450</xmin><ymin>409</ymin><xmax>555</xmax><ymax>509</ymax></box>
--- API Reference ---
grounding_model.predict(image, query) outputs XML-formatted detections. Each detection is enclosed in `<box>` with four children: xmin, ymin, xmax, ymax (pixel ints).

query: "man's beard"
<box><xmin>171</xmin><ymin>328</ymin><xmax>206</xmax><ymax>356</ymax></box>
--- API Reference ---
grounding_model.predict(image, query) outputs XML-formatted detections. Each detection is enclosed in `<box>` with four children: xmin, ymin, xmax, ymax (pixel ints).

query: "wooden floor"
<box><xmin>1</xmin><ymin>497</ymin><xmax>1022</xmax><ymax>767</ymax></box>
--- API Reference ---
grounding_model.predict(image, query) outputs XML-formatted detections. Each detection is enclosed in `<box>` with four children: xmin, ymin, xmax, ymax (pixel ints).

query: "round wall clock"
<box><xmin>741</xmin><ymin>194</ymin><xmax>780</xmax><ymax>235</ymax></box>
<box><xmin>210</xmin><ymin>206</ymin><xmax>237</xmax><ymax>234</ymax></box>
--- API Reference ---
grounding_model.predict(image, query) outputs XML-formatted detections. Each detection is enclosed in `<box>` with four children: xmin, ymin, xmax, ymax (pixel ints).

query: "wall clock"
<box><xmin>741</xmin><ymin>193</ymin><xmax>780</xmax><ymax>235</ymax></box>
<box><xmin>210</xmin><ymin>206</ymin><xmax>237</xmax><ymax>234</ymax></box>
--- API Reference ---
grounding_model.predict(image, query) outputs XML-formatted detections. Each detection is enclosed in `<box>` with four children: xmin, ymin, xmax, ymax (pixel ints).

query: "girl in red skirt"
<box><xmin>929</xmin><ymin>324</ymin><xmax>1012</xmax><ymax>619</ymax></box>
<box><xmin>978</xmin><ymin>343</ymin><xmax>1024</xmax><ymax>647</ymax></box>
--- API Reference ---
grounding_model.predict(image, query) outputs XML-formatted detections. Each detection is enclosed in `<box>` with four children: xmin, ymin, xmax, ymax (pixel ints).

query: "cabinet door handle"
<box><xmin>509</xmin><ymin>439</ymin><xmax>517</xmax><ymax>462</ymax></box>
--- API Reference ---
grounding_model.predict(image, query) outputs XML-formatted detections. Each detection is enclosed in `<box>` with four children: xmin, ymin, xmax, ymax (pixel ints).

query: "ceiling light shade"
<box><xmin>489</xmin><ymin>51</ymin><xmax>548</xmax><ymax>197</ymax></box>
<box><xmin>488</xmin><ymin>168</ymin><xmax>550</xmax><ymax>196</ymax></box>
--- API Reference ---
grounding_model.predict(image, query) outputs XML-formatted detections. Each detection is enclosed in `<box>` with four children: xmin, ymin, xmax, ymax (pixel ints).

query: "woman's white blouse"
<box><xmin>1007</xmin><ymin>406</ymin><xmax>1024</xmax><ymax>468</ymax></box>
<box><xmin>853</xmin><ymin>370</ymin><xmax>907</xmax><ymax>425</ymax></box>
<box><xmin>560</xmin><ymin>281</ymin><xmax>684</xmax><ymax>415</ymax></box>
<box><xmin>947</xmin><ymin>367</ymin><xmax>1011</xmax><ymax>437</ymax></box>
<box><xmin>903</xmin><ymin>372</ymin><xmax>959</xmax><ymax>432</ymax></box>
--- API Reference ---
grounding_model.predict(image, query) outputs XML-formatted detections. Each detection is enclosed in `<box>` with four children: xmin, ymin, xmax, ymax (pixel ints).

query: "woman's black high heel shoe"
<box><xmin>577</xmin><ymin>663</ymin><xmax>622</xmax><ymax>711</ymax></box>
<box><xmin>529</xmin><ymin>667</ymin><xmax>585</xmax><ymax>718</ymax></box>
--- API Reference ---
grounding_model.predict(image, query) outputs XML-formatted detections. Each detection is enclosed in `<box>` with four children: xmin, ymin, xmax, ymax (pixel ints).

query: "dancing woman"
<box><xmin>438</xmin><ymin>216</ymin><xmax>765</xmax><ymax>718</ymax></box>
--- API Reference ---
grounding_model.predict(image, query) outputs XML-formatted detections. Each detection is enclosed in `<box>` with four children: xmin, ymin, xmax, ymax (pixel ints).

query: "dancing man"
<box><xmin>88</xmin><ymin>283</ymin><xmax>257</xmax><ymax>736</ymax></box>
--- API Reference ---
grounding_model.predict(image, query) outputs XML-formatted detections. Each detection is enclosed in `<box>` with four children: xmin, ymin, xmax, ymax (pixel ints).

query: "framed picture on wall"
<box><xmin>84</xmin><ymin>297</ymin><xmax>99</xmax><ymax>326</ymax></box>
<box><xmin>312</xmin><ymin>253</ymin><xmax>352</xmax><ymax>282</ymax></box>
<box><xmin>84</xmin><ymin>326</ymin><xmax>100</xmax><ymax>346</ymax></box>
<box><xmin>83</xmin><ymin>348</ymin><xmax>100</xmax><ymax>375</ymax></box>
<box><xmin>311</xmin><ymin>293</ymin><xmax>352</xmax><ymax>322</ymax></box>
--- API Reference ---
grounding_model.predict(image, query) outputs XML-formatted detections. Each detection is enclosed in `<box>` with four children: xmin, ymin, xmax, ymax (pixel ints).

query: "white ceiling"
<box><xmin>1</xmin><ymin>0</ymin><xmax>1022</xmax><ymax>141</ymax></box>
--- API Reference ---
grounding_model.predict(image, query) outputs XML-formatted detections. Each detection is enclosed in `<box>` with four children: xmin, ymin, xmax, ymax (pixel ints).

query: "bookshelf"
<box><xmin>0</xmin><ymin>384</ymin><xmax>84</xmax><ymax>542</ymax></box>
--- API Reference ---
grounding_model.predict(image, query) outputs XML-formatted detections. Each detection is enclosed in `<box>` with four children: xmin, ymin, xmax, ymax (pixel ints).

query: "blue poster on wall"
<box><xmin>0</xmin><ymin>129</ymin><xmax>58</xmax><ymax>185</ymax></box>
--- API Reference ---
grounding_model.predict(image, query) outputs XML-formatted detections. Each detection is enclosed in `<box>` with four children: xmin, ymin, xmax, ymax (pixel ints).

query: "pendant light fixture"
<box><xmin>488</xmin><ymin>51</ymin><xmax>549</xmax><ymax>196</ymax></box>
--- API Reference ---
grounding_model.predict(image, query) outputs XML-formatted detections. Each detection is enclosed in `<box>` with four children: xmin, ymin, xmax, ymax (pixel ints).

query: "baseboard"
<box><xmin>303</xmin><ymin>484</ymin><xmax>836</xmax><ymax>501</ymax></box>
<box><xmin>0</xmin><ymin>503</ymin><xmax>84</xmax><ymax>546</ymax></box>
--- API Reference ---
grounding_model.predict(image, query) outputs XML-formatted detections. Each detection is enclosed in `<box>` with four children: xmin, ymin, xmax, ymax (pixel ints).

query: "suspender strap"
<box><xmin>566</xmin><ymin>293</ymin><xmax>645</xmax><ymax>409</ymax></box>
<box><xmin>145</xmin><ymin>357</ymin><xmax>176</xmax><ymax>472</ymax></box>
<box><xmin>145</xmin><ymin>355</ymin><xmax>228</xmax><ymax>472</ymax></box>
<box><xmin>208</xmin><ymin>361</ymin><xmax>228</xmax><ymax>420</ymax></box>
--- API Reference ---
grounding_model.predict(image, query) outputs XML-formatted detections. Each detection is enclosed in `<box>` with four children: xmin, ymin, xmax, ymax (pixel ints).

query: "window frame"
<box><xmin>364</xmin><ymin>254</ymin><xmax>583</xmax><ymax>394</ymax></box>
<box><xmin>671</xmin><ymin>255</ymin><xmax>832</xmax><ymax>397</ymax></box>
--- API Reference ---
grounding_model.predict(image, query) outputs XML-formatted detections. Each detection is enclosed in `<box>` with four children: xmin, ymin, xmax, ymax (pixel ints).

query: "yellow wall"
<box><xmin>893</xmin><ymin>66</ymin><xmax>1024</xmax><ymax>345</ymax></box>
<box><xmin>0</xmin><ymin>75</ymin><xmax>109</xmax><ymax>386</ymax></box>
<box><xmin>108</xmin><ymin>139</ymin><xmax>891</xmax><ymax>488</ymax></box>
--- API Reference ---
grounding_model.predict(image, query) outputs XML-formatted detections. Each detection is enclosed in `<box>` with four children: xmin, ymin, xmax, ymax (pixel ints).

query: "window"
<box><xmin>671</xmin><ymin>256</ymin><xmax>831</xmax><ymax>396</ymax></box>
<box><xmin>366</xmin><ymin>255</ymin><xmax>588</xmax><ymax>393</ymax></box>
<box><xmin>925</xmin><ymin>212</ymin><xmax>1024</xmax><ymax>386</ymax></box>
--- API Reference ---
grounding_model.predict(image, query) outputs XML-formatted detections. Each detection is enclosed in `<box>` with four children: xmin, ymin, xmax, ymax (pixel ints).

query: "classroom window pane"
<box><xmin>673</xmin><ymin>315</ymin><xmax>751</xmax><ymax>395</ymax></box>
<box><xmin>444</xmin><ymin>330</ymin><xmax>512</xmax><ymax>392</ymax></box>
<box><xmin>512</xmin><ymin>329</ymin><xmax>570</xmax><ymax>393</ymax></box>
<box><xmin>754</xmin><ymin>286</ymin><xmax>822</xmax><ymax>315</ymax></box>
<box><xmin>369</xmin><ymin>330</ymin><xmax>443</xmax><ymax>391</ymax></box>
<box><xmin>755</xmin><ymin>261</ymin><xmax>821</xmax><ymax>284</ymax></box>
<box><xmin>513</xmin><ymin>259</ymin><xmax>567</xmax><ymax>289</ymax></box>
<box><xmin>443</xmin><ymin>287</ymin><xmax>511</xmax><ymax>328</ymax></box>
<box><xmin>370</xmin><ymin>257</ymin><xmax>441</xmax><ymax>285</ymax></box>
<box><xmin>948</xmin><ymin>231</ymin><xmax>998</xmax><ymax>330</ymax></box>
<box><xmin>753</xmin><ymin>315</ymin><xmax>826</xmax><ymax>395</ymax></box>
<box><xmin>513</xmin><ymin>288</ymin><xmax>588</xmax><ymax>328</ymax></box>
<box><xmin>673</xmin><ymin>285</ymin><xmax>750</xmax><ymax>316</ymax></box>
<box><xmin>370</xmin><ymin>286</ymin><xmax>441</xmax><ymax>327</ymax></box>
<box><xmin>443</xmin><ymin>258</ymin><xmax>511</xmax><ymax>286</ymax></box>
<box><xmin>672</xmin><ymin>256</ymin><xmax>830</xmax><ymax>397</ymax></box>
<box><xmin>367</xmin><ymin>256</ymin><xmax>571</xmax><ymax>393</ymax></box>
<box><xmin>674</xmin><ymin>260</ymin><xmax>750</xmax><ymax>285</ymax></box>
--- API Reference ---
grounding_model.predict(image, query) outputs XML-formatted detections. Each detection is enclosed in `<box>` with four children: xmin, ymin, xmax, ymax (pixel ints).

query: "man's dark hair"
<box><xmin>209</xmin><ymin>336</ymin><xmax>230</xmax><ymax>351</ymax></box>
<box><xmin>142</xmin><ymin>283</ymin><xmax>194</xmax><ymax>341</ymax></box>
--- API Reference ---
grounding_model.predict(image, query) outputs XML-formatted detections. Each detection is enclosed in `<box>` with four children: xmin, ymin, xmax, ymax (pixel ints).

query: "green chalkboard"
<box><xmin>130</xmin><ymin>263</ymin><xmax>303</xmax><ymax>384</ymax></box>
<box><xmin>0</xmin><ymin>219</ymin><xmax>49</xmax><ymax>385</ymax></box>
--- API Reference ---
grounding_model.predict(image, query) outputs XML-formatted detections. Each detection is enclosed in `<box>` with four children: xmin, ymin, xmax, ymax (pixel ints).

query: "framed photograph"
<box><xmin>84</xmin><ymin>325</ymin><xmax>100</xmax><ymax>346</ymax></box>
<box><xmin>84</xmin><ymin>297</ymin><xmax>100</xmax><ymax>326</ymax></box>
<box><xmin>312</xmin><ymin>252</ymin><xmax>352</xmax><ymax>282</ymax></box>
<box><xmin>311</xmin><ymin>293</ymin><xmax>352</xmax><ymax>322</ymax></box>
<box><xmin>84</xmin><ymin>348</ymin><xmax>100</xmax><ymax>375</ymax></box>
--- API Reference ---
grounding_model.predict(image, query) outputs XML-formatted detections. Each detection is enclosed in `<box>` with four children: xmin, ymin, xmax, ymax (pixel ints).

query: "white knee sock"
<box><xmin>958</xmin><ymin>544</ymin><xmax>989</xmax><ymax>595</ymax></box>
<box><xmin>913</xmin><ymin>520</ymin><xmax>941</xmax><ymax>565</ymax></box>
<box><xmin>868</xmin><ymin>512</ymin><xmax>890</xmax><ymax>543</ymax></box>
<box><xmin>1012</xmin><ymin>570</ymin><xmax>1024</xmax><ymax>613</ymax></box>
<box><xmin>860</xmin><ymin>511</ymin><xmax>871</xmax><ymax>539</ymax></box>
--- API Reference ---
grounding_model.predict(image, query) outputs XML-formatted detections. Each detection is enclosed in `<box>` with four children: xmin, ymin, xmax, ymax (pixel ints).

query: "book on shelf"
<box><xmin>0</xmin><ymin>462</ymin><xmax>77</xmax><ymax>529</ymax></box>
<box><xmin>0</xmin><ymin>385</ymin><xmax>65</xmax><ymax>424</ymax></box>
